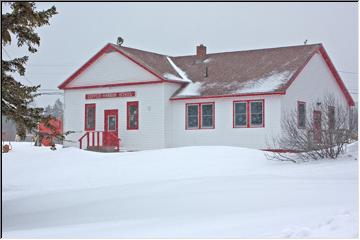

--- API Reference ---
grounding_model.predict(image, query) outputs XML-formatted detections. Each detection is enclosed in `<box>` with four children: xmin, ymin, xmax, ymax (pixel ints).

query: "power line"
<box><xmin>2</xmin><ymin>47</ymin><xmax>35</xmax><ymax>86</ymax></box>
<box><xmin>338</xmin><ymin>70</ymin><xmax>358</xmax><ymax>75</ymax></box>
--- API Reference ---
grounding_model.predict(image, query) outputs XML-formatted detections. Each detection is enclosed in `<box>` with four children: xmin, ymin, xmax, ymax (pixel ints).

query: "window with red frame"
<box><xmin>127</xmin><ymin>101</ymin><xmax>139</xmax><ymax>130</ymax></box>
<box><xmin>250</xmin><ymin>101</ymin><xmax>263</xmax><ymax>127</ymax></box>
<box><xmin>234</xmin><ymin>101</ymin><xmax>247</xmax><ymax>127</ymax></box>
<box><xmin>85</xmin><ymin>104</ymin><xmax>96</xmax><ymax>131</ymax></box>
<box><xmin>233</xmin><ymin>100</ymin><xmax>264</xmax><ymax>128</ymax></box>
<box><xmin>297</xmin><ymin>102</ymin><xmax>306</xmax><ymax>128</ymax></box>
<box><xmin>186</xmin><ymin>103</ymin><xmax>214</xmax><ymax>129</ymax></box>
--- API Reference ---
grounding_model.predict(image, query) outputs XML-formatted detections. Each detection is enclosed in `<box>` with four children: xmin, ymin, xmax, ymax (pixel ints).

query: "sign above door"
<box><xmin>85</xmin><ymin>91</ymin><xmax>135</xmax><ymax>100</ymax></box>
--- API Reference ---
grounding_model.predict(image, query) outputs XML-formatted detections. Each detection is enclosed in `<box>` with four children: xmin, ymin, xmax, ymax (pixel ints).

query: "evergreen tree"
<box><xmin>43</xmin><ymin>98</ymin><xmax>63</xmax><ymax>119</ymax></box>
<box><xmin>52</xmin><ymin>98</ymin><xmax>64</xmax><ymax>119</ymax></box>
<box><xmin>2</xmin><ymin>2</ymin><xmax>57</xmax><ymax>139</ymax></box>
<box><xmin>43</xmin><ymin>104</ymin><xmax>52</xmax><ymax>117</ymax></box>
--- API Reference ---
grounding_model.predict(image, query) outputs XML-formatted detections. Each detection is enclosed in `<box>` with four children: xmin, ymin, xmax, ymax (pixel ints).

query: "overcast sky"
<box><xmin>3</xmin><ymin>2</ymin><xmax>358</xmax><ymax>107</ymax></box>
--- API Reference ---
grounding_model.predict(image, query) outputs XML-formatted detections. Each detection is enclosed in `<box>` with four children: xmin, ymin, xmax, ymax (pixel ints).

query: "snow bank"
<box><xmin>3</xmin><ymin>142</ymin><xmax>358</xmax><ymax>238</ymax></box>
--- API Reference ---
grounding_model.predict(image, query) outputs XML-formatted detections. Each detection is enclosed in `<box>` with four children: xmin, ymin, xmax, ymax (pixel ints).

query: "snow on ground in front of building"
<box><xmin>2</xmin><ymin>142</ymin><xmax>358</xmax><ymax>238</ymax></box>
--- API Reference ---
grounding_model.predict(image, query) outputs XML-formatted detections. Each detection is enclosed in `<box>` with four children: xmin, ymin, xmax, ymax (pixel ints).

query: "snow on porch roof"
<box><xmin>116</xmin><ymin>43</ymin><xmax>321</xmax><ymax>96</ymax></box>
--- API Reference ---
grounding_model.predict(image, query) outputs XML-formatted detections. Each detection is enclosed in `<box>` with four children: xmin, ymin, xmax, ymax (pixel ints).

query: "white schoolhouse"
<box><xmin>58</xmin><ymin>42</ymin><xmax>354</xmax><ymax>152</ymax></box>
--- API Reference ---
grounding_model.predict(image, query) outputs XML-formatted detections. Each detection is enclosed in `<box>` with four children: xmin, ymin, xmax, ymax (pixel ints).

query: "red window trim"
<box><xmin>297</xmin><ymin>101</ymin><xmax>306</xmax><ymax>129</ymax></box>
<box><xmin>84</xmin><ymin>103</ymin><xmax>96</xmax><ymax>131</ymax></box>
<box><xmin>233</xmin><ymin>99</ymin><xmax>265</xmax><ymax>128</ymax></box>
<box><xmin>233</xmin><ymin>101</ymin><xmax>248</xmax><ymax>128</ymax></box>
<box><xmin>127</xmin><ymin>101</ymin><xmax>139</xmax><ymax>130</ymax></box>
<box><xmin>185</xmin><ymin>102</ymin><xmax>215</xmax><ymax>130</ymax></box>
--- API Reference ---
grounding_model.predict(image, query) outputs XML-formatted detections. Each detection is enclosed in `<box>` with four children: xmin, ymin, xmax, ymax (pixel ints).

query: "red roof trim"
<box><xmin>283</xmin><ymin>48</ymin><xmax>319</xmax><ymax>92</ymax></box>
<box><xmin>170</xmin><ymin>91</ymin><xmax>285</xmax><ymax>101</ymax></box>
<box><xmin>318</xmin><ymin>46</ymin><xmax>355</xmax><ymax>106</ymax></box>
<box><xmin>58</xmin><ymin>44</ymin><xmax>183</xmax><ymax>90</ymax></box>
<box><xmin>109</xmin><ymin>45</ymin><xmax>167</xmax><ymax>82</ymax></box>
<box><xmin>284</xmin><ymin>45</ymin><xmax>354</xmax><ymax>107</ymax></box>
<box><xmin>58</xmin><ymin>44</ymin><xmax>112</xmax><ymax>89</ymax></box>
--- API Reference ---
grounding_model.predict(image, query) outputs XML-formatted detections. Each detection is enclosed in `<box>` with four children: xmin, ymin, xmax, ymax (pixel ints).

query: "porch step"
<box><xmin>86</xmin><ymin>146</ymin><xmax>119</xmax><ymax>152</ymax></box>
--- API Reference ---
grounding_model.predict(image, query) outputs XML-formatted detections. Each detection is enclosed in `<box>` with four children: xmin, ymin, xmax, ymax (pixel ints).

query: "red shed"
<box><xmin>38</xmin><ymin>118</ymin><xmax>63</xmax><ymax>146</ymax></box>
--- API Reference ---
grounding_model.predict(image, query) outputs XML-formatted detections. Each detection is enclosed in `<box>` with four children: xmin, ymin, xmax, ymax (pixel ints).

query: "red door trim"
<box><xmin>104</xmin><ymin>109</ymin><xmax>119</xmax><ymax>146</ymax></box>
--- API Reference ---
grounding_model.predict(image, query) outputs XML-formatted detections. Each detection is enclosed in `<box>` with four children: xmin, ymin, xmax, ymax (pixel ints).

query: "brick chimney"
<box><xmin>196</xmin><ymin>44</ymin><xmax>207</xmax><ymax>60</ymax></box>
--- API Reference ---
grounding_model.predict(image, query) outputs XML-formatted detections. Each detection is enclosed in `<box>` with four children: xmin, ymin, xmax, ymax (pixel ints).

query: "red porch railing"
<box><xmin>79</xmin><ymin>131</ymin><xmax>120</xmax><ymax>151</ymax></box>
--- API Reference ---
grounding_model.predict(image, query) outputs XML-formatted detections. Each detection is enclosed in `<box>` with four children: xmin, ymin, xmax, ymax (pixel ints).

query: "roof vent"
<box><xmin>117</xmin><ymin>37</ymin><xmax>124</xmax><ymax>46</ymax></box>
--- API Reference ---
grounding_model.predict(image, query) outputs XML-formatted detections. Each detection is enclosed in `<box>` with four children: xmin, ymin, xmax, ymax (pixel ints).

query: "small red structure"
<box><xmin>38</xmin><ymin>118</ymin><xmax>63</xmax><ymax>146</ymax></box>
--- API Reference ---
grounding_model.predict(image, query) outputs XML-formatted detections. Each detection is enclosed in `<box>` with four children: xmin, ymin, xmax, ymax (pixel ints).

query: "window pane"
<box><xmin>235</xmin><ymin>102</ymin><xmax>246</xmax><ymax>114</ymax></box>
<box><xmin>201</xmin><ymin>104</ymin><xmax>213</xmax><ymax>128</ymax></box>
<box><xmin>250</xmin><ymin>101</ymin><xmax>263</xmax><ymax>126</ymax></box>
<box><xmin>188</xmin><ymin>105</ymin><xmax>198</xmax><ymax>116</ymax></box>
<box><xmin>202</xmin><ymin>116</ymin><xmax>213</xmax><ymax>128</ymax></box>
<box><xmin>187</xmin><ymin>105</ymin><xmax>199</xmax><ymax>128</ymax></box>
<box><xmin>234</xmin><ymin>102</ymin><xmax>247</xmax><ymax>127</ymax></box>
<box><xmin>251</xmin><ymin>101</ymin><xmax>262</xmax><ymax>114</ymax></box>
<box><xmin>108</xmin><ymin>116</ymin><xmax>116</xmax><ymax>131</ymax></box>
<box><xmin>86</xmin><ymin>106</ymin><xmax>95</xmax><ymax>129</ymax></box>
<box><xmin>202</xmin><ymin>104</ymin><xmax>213</xmax><ymax>116</ymax></box>
<box><xmin>235</xmin><ymin>113</ymin><xmax>247</xmax><ymax>126</ymax></box>
<box><xmin>188</xmin><ymin>116</ymin><xmax>198</xmax><ymax>128</ymax></box>
<box><xmin>298</xmin><ymin>103</ymin><xmax>306</xmax><ymax>128</ymax></box>
<box><xmin>251</xmin><ymin>113</ymin><xmax>263</xmax><ymax>125</ymax></box>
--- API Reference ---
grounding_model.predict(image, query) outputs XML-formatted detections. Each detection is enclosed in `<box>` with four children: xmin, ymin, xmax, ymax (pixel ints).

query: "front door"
<box><xmin>313</xmin><ymin>110</ymin><xmax>322</xmax><ymax>143</ymax></box>
<box><xmin>104</xmin><ymin>109</ymin><xmax>118</xmax><ymax>146</ymax></box>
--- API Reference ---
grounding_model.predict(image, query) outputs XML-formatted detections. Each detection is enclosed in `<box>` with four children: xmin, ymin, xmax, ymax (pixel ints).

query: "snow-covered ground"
<box><xmin>2</xmin><ymin>142</ymin><xmax>358</xmax><ymax>238</ymax></box>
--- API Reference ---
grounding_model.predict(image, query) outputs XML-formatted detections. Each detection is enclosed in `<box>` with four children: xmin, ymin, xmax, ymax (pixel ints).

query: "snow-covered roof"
<box><xmin>58</xmin><ymin>43</ymin><xmax>355</xmax><ymax>106</ymax></box>
<box><xmin>114</xmin><ymin>44</ymin><xmax>322</xmax><ymax>98</ymax></box>
<box><xmin>169</xmin><ymin>44</ymin><xmax>322</xmax><ymax>98</ymax></box>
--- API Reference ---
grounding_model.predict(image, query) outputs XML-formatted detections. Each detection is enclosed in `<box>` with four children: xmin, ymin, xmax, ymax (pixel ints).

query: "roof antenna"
<box><xmin>117</xmin><ymin>37</ymin><xmax>124</xmax><ymax>46</ymax></box>
<box><xmin>304</xmin><ymin>39</ymin><xmax>308</xmax><ymax>45</ymax></box>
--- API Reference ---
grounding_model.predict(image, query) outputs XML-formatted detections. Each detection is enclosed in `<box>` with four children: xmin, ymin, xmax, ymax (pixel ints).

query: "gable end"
<box><xmin>58</xmin><ymin>44</ymin><xmax>171</xmax><ymax>90</ymax></box>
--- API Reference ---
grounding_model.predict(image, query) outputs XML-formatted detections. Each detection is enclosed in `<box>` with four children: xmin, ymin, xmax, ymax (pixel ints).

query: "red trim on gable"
<box><xmin>84</xmin><ymin>103</ymin><xmax>96</xmax><ymax>131</ymax></box>
<box><xmin>318</xmin><ymin>46</ymin><xmax>355</xmax><ymax>107</ymax></box>
<box><xmin>58</xmin><ymin>43</ymin><xmax>183</xmax><ymax>90</ymax></box>
<box><xmin>109</xmin><ymin>46</ymin><xmax>166</xmax><ymax>82</ymax></box>
<box><xmin>59</xmin><ymin>44</ymin><xmax>112</xmax><ymax>89</ymax></box>
<box><xmin>284</xmin><ymin>49</ymin><xmax>318</xmax><ymax>93</ymax></box>
<box><xmin>284</xmin><ymin>45</ymin><xmax>355</xmax><ymax>107</ymax></box>
<box><xmin>172</xmin><ymin>91</ymin><xmax>285</xmax><ymax>101</ymax></box>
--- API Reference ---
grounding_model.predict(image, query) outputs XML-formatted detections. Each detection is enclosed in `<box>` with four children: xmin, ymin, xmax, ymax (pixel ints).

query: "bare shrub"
<box><xmin>267</xmin><ymin>95</ymin><xmax>353</xmax><ymax>162</ymax></box>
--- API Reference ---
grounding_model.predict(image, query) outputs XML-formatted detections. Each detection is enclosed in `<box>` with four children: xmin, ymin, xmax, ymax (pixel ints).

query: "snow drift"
<box><xmin>2</xmin><ymin>142</ymin><xmax>358</xmax><ymax>238</ymax></box>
